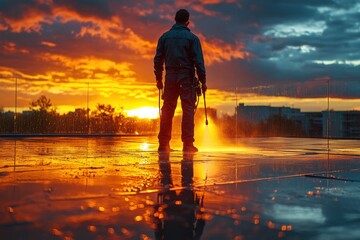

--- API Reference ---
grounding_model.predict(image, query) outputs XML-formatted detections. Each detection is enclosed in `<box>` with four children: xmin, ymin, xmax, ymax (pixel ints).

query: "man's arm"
<box><xmin>192</xmin><ymin>37</ymin><xmax>206</xmax><ymax>84</ymax></box>
<box><xmin>154</xmin><ymin>37</ymin><xmax>165</xmax><ymax>89</ymax></box>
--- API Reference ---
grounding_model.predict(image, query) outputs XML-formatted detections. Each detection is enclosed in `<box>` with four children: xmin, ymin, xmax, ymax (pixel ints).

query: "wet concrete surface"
<box><xmin>0</xmin><ymin>136</ymin><xmax>360</xmax><ymax>240</ymax></box>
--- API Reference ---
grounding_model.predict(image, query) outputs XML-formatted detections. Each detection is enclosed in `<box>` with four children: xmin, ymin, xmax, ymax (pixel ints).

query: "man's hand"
<box><xmin>156</xmin><ymin>80</ymin><xmax>163</xmax><ymax>90</ymax></box>
<box><xmin>201</xmin><ymin>83</ymin><xmax>207</xmax><ymax>93</ymax></box>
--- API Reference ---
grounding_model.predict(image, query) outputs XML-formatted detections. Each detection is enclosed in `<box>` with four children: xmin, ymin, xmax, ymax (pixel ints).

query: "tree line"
<box><xmin>1</xmin><ymin>95</ymin><xmax>305</xmax><ymax>137</ymax></box>
<box><xmin>0</xmin><ymin>95</ymin><xmax>157</xmax><ymax>134</ymax></box>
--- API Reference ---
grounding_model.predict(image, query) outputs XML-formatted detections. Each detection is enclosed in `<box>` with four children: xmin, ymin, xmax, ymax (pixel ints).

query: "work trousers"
<box><xmin>158</xmin><ymin>70</ymin><xmax>197</xmax><ymax>145</ymax></box>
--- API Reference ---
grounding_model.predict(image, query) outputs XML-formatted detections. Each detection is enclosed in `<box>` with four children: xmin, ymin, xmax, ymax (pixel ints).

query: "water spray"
<box><xmin>203</xmin><ymin>90</ymin><xmax>208</xmax><ymax>126</ymax></box>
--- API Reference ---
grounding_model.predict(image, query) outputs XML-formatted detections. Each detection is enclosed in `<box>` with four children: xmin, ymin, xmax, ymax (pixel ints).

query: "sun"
<box><xmin>125</xmin><ymin>107</ymin><xmax>159</xmax><ymax>119</ymax></box>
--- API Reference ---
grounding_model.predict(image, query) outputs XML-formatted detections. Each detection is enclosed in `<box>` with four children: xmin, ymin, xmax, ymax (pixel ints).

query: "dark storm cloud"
<box><xmin>166</xmin><ymin>0</ymin><xmax>359</xmax><ymax>97</ymax></box>
<box><xmin>53</xmin><ymin>0</ymin><xmax>112</xmax><ymax>19</ymax></box>
<box><xmin>0</xmin><ymin>0</ymin><xmax>52</xmax><ymax>19</ymax></box>
<box><xmin>0</xmin><ymin>0</ymin><xmax>359</xmax><ymax>103</ymax></box>
<box><xmin>0</xmin><ymin>0</ymin><xmax>111</xmax><ymax>20</ymax></box>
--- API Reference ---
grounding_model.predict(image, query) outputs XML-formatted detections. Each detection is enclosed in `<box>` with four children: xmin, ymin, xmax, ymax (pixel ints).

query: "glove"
<box><xmin>201</xmin><ymin>83</ymin><xmax>207</xmax><ymax>93</ymax></box>
<box><xmin>156</xmin><ymin>80</ymin><xmax>163</xmax><ymax>90</ymax></box>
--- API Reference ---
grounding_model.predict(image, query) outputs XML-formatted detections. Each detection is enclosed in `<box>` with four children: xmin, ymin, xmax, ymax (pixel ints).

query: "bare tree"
<box><xmin>28</xmin><ymin>95</ymin><xmax>57</xmax><ymax>133</ymax></box>
<box><xmin>30</xmin><ymin>95</ymin><xmax>53</xmax><ymax>112</ymax></box>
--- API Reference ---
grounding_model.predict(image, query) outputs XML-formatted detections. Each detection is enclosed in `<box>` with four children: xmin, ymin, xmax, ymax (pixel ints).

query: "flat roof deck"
<box><xmin>0</xmin><ymin>136</ymin><xmax>359</xmax><ymax>240</ymax></box>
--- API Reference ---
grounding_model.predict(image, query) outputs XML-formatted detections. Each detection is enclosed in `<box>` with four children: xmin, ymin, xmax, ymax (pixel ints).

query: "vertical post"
<box><xmin>327</xmin><ymin>78</ymin><xmax>330</xmax><ymax>176</ymax></box>
<box><xmin>87</xmin><ymin>81</ymin><xmax>90</xmax><ymax>134</ymax></box>
<box><xmin>327</xmin><ymin>78</ymin><xmax>330</xmax><ymax>140</ymax></box>
<box><xmin>235</xmin><ymin>87</ymin><xmax>238</xmax><ymax>139</ymax></box>
<box><xmin>85</xmin><ymin>81</ymin><xmax>90</xmax><ymax>190</ymax></box>
<box><xmin>13</xmin><ymin>140</ymin><xmax>17</xmax><ymax>172</ymax></box>
<box><xmin>14</xmin><ymin>77</ymin><xmax>17</xmax><ymax>134</ymax></box>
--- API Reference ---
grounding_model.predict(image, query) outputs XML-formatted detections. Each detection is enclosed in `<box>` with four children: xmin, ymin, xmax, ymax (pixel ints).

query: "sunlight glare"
<box><xmin>139</xmin><ymin>142</ymin><xmax>150</xmax><ymax>151</ymax></box>
<box><xmin>125</xmin><ymin>107</ymin><xmax>159</xmax><ymax>119</ymax></box>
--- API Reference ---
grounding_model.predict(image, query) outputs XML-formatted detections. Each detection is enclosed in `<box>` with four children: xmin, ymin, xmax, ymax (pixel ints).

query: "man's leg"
<box><xmin>180</xmin><ymin>79</ymin><xmax>197</xmax><ymax>151</ymax></box>
<box><xmin>158</xmin><ymin>81</ymin><xmax>179</xmax><ymax>151</ymax></box>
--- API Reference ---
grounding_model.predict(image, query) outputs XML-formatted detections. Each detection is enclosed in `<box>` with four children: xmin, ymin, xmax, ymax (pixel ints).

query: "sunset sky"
<box><xmin>0</xmin><ymin>0</ymin><xmax>359</xmax><ymax>117</ymax></box>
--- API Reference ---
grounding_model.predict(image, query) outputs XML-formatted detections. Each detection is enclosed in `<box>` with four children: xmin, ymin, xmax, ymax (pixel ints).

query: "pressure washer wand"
<box><xmin>158</xmin><ymin>89</ymin><xmax>162</xmax><ymax>118</ymax></box>
<box><xmin>203</xmin><ymin>90</ymin><xmax>208</xmax><ymax>125</ymax></box>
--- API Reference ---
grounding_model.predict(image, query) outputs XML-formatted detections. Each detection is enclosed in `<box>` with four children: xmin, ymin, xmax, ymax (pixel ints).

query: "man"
<box><xmin>154</xmin><ymin>9</ymin><xmax>207</xmax><ymax>152</ymax></box>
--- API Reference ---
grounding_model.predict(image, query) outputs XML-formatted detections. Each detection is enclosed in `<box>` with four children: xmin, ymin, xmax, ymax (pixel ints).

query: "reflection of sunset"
<box><xmin>126</xmin><ymin>107</ymin><xmax>159</xmax><ymax>119</ymax></box>
<box><xmin>139</xmin><ymin>142</ymin><xmax>150</xmax><ymax>151</ymax></box>
<box><xmin>2</xmin><ymin>136</ymin><xmax>360</xmax><ymax>239</ymax></box>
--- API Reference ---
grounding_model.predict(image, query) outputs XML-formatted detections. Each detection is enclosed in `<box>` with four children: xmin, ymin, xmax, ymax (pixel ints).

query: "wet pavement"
<box><xmin>0</xmin><ymin>136</ymin><xmax>360</xmax><ymax>240</ymax></box>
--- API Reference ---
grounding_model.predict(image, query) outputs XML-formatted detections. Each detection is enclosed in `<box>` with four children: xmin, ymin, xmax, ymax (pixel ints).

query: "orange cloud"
<box><xmin>53</xmin><ymin>7</ymin><xmax>156</xmax><ymax>59</ymax></box>
<box><xmin>120</xmin><ymin>28</ymin><xmax>156</xmax><ymax>58</ymax></box>
<box><xmin>2</xmin><ymin>7</ymin><xmax>52</xmax><ymax>33</ymax></box>
<box><xmin>121</xmin><ymin>5</ymin><xmax>154</xmax><ymax>17</ymax></box>
<box><xmin>0</xmin><ymin>22</ymin><xmax>7</xmax><ymax>31</ymax></box>
<box><xmin>2</xmin><ymin>42</ymin><xmax>29</xmax><ymax>54</ymax></box>
<box><xmin>2</xmin><ymin>4</ymin><xmax>156</xmax><ymax>59</ymax></box>
<box><xmin>40</xmin><ymin>53</ymin><xmax>134</xmax><ymax>73</ymax></box>
<box><xmin>175</xmin><ymin>0</ymin><xmax>237</xmax><ymax>17</ymax></box>
<box><xmin>0</xmin><ymin>72</ymin><xmax>15</xmax><ymax>91</ymax></box>
<box><xmin>199</xmin><ymin>35</ymin><xmax>252</xmax><ymax>65</ymax></box>
<box><xmin>41</xmin><ymin>41</ymin><xmax>57</xmax><ymax>47</ymax></box>
<box><xmin>0</xmin><ymin>53</ymin><xmax>138</xmax><ymax>98</ymax></box>
<box><xmin>189</xmin><ymin>4</ymin><xmax>219</xmax><ymax>17</ymax></box>
<box><xmin>2</xmin><ymin>2</ymin><xmax>251</xmax><ymax>64</ymax></box>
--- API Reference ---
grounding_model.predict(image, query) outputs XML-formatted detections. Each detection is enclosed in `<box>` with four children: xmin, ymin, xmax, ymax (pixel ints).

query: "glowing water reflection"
<box><xmin>0</xmin><ymin>136</ymin><xmax>360</xmax><ymax>239</ymax></box>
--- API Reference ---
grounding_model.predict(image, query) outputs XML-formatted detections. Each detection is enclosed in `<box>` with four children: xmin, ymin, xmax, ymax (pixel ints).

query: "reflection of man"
<box><xmin>154</xmin><ymin>9</ymin><xmax>207</xmax><ymax>152</ymax></box>
<box><xmin>154</xmin><ymin>152</ymin><xmax>205</xmax><ymax>240</ymax></box>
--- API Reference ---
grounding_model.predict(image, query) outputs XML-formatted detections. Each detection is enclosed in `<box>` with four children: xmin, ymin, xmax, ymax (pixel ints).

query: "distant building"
<box><xmin>236</xmin><ymin>103</ymin><xmax>301</xmax><ymax>124</ymax></box>
<box><xmin>236</xmin><ymin>103</ymin><xmax>360</xmax><ymax>139</ymax></box>
<box><xmin>322</xmin><ymin>111</ymin><xmax>360</xmax><ymax>138</ymax></box>
<box><xmin>22</xmin><ymin>110</ymin><xmax>32</xmax><ymax>116</ymax></box>
<box><xmin>302</xmin><ymin>112</ymin><xmax>323</xmax><ymax>138</ymax></box>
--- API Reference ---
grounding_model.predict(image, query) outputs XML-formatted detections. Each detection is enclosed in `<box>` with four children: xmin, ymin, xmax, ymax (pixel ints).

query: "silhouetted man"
<box><xmin>154</xmin><ymin>9</ymin><xmax>207</xmax><ymax>152</ymax></box>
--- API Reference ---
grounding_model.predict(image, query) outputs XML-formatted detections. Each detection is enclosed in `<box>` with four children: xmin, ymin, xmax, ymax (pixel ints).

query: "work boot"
<box><xmin>158</xmin><ymin>144</ymin><xmax>173</xmax><ymax>152</ymax></box>
<box><xmin>183</xmin><ymin>143</ymin><xmax>198</xmax><ymax>152</ymax></box>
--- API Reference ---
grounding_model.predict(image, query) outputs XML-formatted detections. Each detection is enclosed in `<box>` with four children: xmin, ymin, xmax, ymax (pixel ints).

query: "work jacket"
<box><xmin>154</xmin><ymin>23</ymin><xmax>206</xmax><ymax>84</ymax></box>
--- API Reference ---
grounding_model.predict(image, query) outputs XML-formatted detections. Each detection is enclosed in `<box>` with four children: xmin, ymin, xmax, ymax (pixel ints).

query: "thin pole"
<box><xmin>87</xmin><ymin>81</ymin><xmax>90</xmax><ymax>134</ymax></box>
<box><xmin>14</xmin><ymin>77</ymin><xmax>17</xmax><ymax>133</ymax></box>
<box><xmin>235</xmin><ymin>87</ymin><xmax>238</xmax><ymax>139</ymax></box>
<box><xmin>13</xmin><ymin>140</ymin><xmax>16</xmax><ymax>172</ymax></box>
<box><xmin>327</xmin><ymin>78</ymin><xmax>330</xmax><ymax>178</ymax></box>
<box><xmin>327</xmin><ymin>79</ymin><xmax>330</xmax><ymax>139</ymax></box>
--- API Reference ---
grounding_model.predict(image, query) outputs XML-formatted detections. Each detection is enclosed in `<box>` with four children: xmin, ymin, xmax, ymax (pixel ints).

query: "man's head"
<box><xmin>175</xmin><ymin>9</ymin><xmax>190</xmax><ymax>25</ymax></box>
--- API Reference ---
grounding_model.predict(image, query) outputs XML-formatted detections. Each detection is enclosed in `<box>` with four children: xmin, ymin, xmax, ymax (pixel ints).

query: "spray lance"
<box><xmin>158</xmin><ymin>89</ymin><xmax>162</xmax><ymax>118</ymax></box>
<box><xmin>203</xmin><ymin>87</ymin><xmax>208</xmax><ymax>126</ymax></box>
<box><xmin>194</xmin><ymin>76</ymin><xmax>208</xmax><ymax>126</ymax></box>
